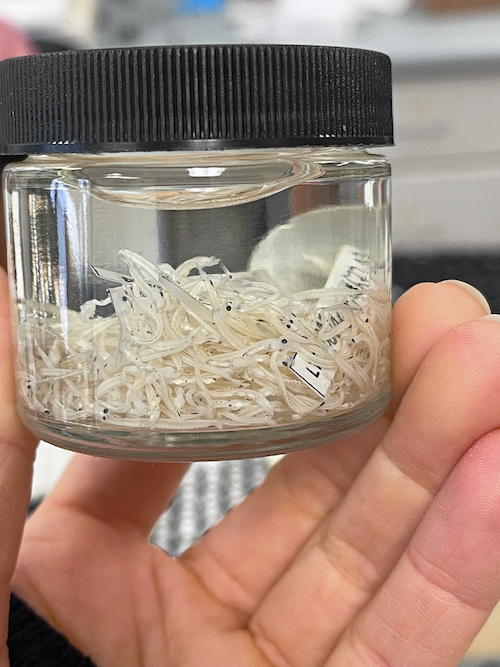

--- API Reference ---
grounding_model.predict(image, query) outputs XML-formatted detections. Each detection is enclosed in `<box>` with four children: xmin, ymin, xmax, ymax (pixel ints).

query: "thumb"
<box><xmin>0</xmin><ymin>269</ymin><xmax>38</xmax><ymax>666</ymax></box>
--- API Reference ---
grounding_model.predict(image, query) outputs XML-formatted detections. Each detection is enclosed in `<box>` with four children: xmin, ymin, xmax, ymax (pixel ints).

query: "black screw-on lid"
<box><xmin>0</xmin><ymin>45</ymin><xmax>393</xmax><ymax>155</ymax></box>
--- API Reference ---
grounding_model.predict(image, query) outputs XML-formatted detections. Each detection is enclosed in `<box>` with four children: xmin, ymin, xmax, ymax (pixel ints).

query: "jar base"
<box><xmin>19</xmin><ymin>393</ymin><xmax>390</xmax><ymax>462</ymax></box>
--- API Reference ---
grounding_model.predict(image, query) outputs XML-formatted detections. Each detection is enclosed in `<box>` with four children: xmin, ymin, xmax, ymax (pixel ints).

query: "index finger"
<box><xmin>0</xmin><ymin>269</ymin><xmax>38</xmax><ymax>663</ymax></box>
<box><xmin>389</xmin><ymin>280</ymin><xmax>491</xmax><ymax>416</ymax></box>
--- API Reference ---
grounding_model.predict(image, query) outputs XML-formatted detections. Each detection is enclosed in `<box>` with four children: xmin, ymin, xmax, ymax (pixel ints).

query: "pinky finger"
<box><xmin>327</xmin><ymin>428</ymin><xmax>500</xmax><ymax>667</ymax></box>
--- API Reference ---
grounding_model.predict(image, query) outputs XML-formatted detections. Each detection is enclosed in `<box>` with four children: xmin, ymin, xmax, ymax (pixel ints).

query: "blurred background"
<box><xmin>1</xmin><ymin>0</ymin><xmax>500</xmax><ymax>662</ymax></box>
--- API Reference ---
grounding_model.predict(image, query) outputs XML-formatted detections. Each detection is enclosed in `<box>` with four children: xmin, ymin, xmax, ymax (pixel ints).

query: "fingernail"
<box><xmin>440</xmin><ymin>280</ymin><xmax>491</xmax><ymax>315</ymax></box>
<box><xmin>481</xmin><ymin>314</ymin><xmax>500</xmax><ymax>323</ymax></box>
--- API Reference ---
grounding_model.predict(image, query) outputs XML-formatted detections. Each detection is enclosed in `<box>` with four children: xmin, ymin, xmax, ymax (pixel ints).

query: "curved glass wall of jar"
<box><xmin>4</xmin><ymin>147</ymin><xmax>392</xmax><ymax>461</ymax></box>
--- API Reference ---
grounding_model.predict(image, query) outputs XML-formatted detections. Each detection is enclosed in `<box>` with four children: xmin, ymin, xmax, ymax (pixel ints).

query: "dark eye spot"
<box><xmin>281</xmin><ymin>339</ymin><xmax>288</xmax><ymax>345</ymax></box>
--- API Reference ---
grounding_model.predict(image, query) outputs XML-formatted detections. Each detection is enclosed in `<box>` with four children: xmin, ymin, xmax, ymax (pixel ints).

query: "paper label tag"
<box><xmin>109</xmin><ymin>286</ymin><xmax>132</xmax><ymax>319</ymax></box>
<box><xmin>289</xmin><ymin>353</ymin><xmax>332</xmax><ymax>398</ymax></box>
<box><xmin>324</xmin><ymin>246</ymin><xmax>371</xmax><ymax>292</ymax></box>
<box><xmin>92</xmin><ymin>266</ymin><xmax>133</xmax><ymax>284</ymax></box>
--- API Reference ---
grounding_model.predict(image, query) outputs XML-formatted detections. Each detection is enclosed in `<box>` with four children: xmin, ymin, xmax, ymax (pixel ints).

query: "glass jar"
<box><xmin>0</xmin><ymin>45</ymin><xmax>393</xmax><ymax>461</ymax></box>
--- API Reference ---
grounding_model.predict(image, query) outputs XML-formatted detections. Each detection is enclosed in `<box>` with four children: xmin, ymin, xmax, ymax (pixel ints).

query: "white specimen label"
<box><xmin>109</xmin><ymin>286</ymin><xmax>131</xmax><ymax>319</ymax></box>
<box><xmin>92</xmin><ymin>266</ymin><xmax>133</xmax><ymax>284</ymax></box>
<box><xmin>290</xmin><ymin>353</ymin><xmax>332</xmax><ymax>398</ymax></box>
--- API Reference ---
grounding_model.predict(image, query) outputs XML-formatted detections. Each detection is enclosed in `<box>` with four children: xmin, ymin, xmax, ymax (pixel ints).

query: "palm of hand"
<box><xmin>7</xmin><ymin>281</ymin><xmax>500</xmax><ymax>667</ymax></box>
<box><xmin>15</xmin><ymin>500</ymin><xmax>267</xmax><ymax>667</ymax></box>
<box><xmin>14</xmin><ymin>434</ymin><xmax>385</xmax><ymax>667</ymax></box>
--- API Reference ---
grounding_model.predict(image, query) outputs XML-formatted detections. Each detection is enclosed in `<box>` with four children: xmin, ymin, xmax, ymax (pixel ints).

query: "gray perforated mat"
<box><xmin>151</xmin><ymin>458</ymin><xmax>271</xmax><ymax>557</ymax></box>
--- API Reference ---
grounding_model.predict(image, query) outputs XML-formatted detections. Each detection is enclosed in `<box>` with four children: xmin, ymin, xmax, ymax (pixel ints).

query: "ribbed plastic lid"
<box><xmin>0</xmin><ymin>45</ymin><xmax>393</xmax><ymax>155</ymax></box>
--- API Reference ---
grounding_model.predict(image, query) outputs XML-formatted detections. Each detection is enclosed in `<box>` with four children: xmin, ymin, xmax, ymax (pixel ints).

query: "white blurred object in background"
<box><xmin>229</xmin><ymin>0</ymin><xmax>412</xmax><ymax>43</ymax></box>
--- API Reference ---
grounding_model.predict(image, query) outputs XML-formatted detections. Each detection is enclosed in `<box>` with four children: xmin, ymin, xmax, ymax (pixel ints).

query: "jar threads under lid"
<box><xmin>0</xmin><ymin>45</ymin><xmax>393</xmax><ymax>154</ymax></box>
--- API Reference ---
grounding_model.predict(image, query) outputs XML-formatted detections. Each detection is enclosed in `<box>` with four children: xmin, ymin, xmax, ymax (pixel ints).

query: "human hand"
<box><xmin>3</xmin><ymin>270</ymin><xmax>500</xmax><ymax>667</ymax></box>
